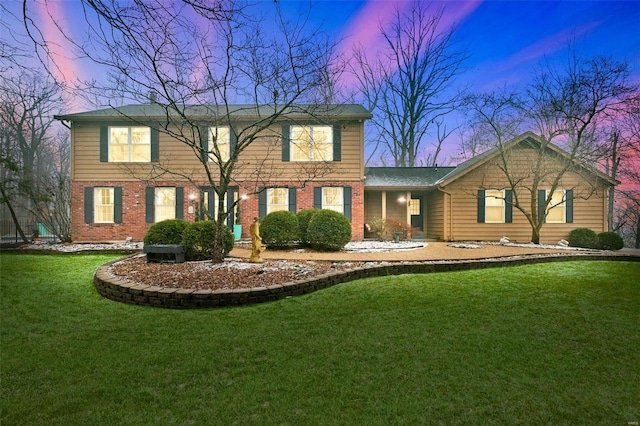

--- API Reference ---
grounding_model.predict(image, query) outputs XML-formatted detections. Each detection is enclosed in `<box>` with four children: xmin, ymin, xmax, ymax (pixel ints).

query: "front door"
<box><xmin>410</xmin><ymin>195</ymin><xmax>424</xmax><ymax>231</ymax></box>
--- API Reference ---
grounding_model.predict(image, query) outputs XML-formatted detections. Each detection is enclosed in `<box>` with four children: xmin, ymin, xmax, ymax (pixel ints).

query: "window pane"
<box><xmin>322</xmin><ymin>187</ymin><xmax>343</xmax><ymax>213</ymax></box>
<box><xmin>110</xmin><ymin>128</ymin><xmax>129</xmax><ymax>144</ymax></box>
<box><xmin>155</xmin><ymin>188</ymin><xmax>176</xmax><ymax>222</ymax></box>
<box><xmin>94</xmin><ymin>188</ymin><xmax>114</xmax><ymax>223</ymax></box>
<box><xmin>313</xmin><ymin>141</ymin><xmax>333</xmax><ymax>161</ymax></box>
<box><xmin>290</xmin><ymin>125</ymin><xmax>333</xmax><ymax>161</ymax></box>
<box><xmin>131</xmin><ymin>144</ymin><xmax>151</xmax><ymax>162</ymax></box>
<box><xmin>209</xmin><ymin>127</ymin><xmax>230</xmax><ymax>162</ymax></box>
<box><xmin>131</xmin><ymin>127</ymin><xmax>150</xmax><ymax>145</ymax></box>
<box><xmin>267</xmin><ymin>188</ymin><xmax>288</xmax><ymax>214</ymax></box>
<box><xmin>410</xmin><ymin>198</ymin><xmax>421</xmax><ymax>216</ymax></box>
<box><xmin>485</xmin><ymin>190</ymin><xmax>504</xmax><ymax>223</ymax></box>
<box><xmin>109</xmin><ymin>127</ymin><xmax>150</xmax><ymax>162</ymax></box>
<box><xmin>546</xmin><ymin>190</ymin><xmax>566</xmax><ymax>223</ymax></box>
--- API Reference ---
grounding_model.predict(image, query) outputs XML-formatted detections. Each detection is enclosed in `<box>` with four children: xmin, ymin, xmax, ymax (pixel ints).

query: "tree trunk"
<box><xmin>531</xmin><ymin>226</ymin><xmax>541</xmax><ymax>245</ymax></box>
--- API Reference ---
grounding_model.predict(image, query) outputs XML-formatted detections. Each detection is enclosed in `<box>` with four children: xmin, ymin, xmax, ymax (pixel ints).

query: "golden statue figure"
<box><xmin>249</xmin><ymin>217</ymin><xmax>265</xmax><ymax>263</ymax></box>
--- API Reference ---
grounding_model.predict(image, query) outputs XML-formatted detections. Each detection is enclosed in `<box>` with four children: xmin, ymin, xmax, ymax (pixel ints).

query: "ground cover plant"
<box><xmin>1</xmin><ymin>253</ymin><xmax>639</xmax><ymax>425</ymax></box>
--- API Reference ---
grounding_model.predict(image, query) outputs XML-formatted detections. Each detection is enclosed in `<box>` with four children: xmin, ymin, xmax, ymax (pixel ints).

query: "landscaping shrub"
<box><xmin>143</xmin><ymin>219</ymin><xmax>189</xmax><ymax>245</ymax></box>
<box><xmin>297</xmin><ymin>208</ymin><xmax>321</xmax><ymax>246</ymax></box>
<box><xmin>306</xmin><ymin>209</ymin><xmax>352</xmax><ymax>251</ymax></box>
<box><xmin>261</xmin><ymin>211</ymin><xmax>299</xmax><ymax>248</ymax></box>
<box><xmin>181</xmin><ymin>221</ymin><xmax>234</xmax><ymax>260</ymax></box>
<box><xmin>597</xmin><ymin>231</ymin><xmax>624</xmax><ymax>251</ymax></box>
<box><xmin>366</xmin><ymin>217</ymin><xmax>412</xmax><ymax>241</ymax></box>
<box><xmin>567</xmin><ymin>227</ymin><xmax>598</xmax><ymax>249</ymax></box>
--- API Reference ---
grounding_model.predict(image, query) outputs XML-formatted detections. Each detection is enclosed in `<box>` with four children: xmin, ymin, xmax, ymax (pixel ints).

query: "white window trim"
<box><xmin>94</xmin><ymin>187</ymin><xmax>114</xmax><ymax>223</ymax></box>
<box><xmin>108</xmin><ymin>126</ymin><xmax>151</xmax><ymax>162</ymax></box>
<box><xmin>290</xmin><ymin>125</ymin><xmax>333</xmax><ymax>162</ymax></box>
<box><xmin>485</xmin><ymin>189</ymin><xmax>505</xmax><ymax>224</ymax></box>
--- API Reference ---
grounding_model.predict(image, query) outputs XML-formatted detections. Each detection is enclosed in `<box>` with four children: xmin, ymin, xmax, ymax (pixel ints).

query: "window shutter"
<box><xmin>538</xmin><ymin>190</ymin><xmax>547</xmax><ymax>224</ymax></box>
<box><xmin>281</xmin><ymin>125</ymin><xmax>290</xmax><ymax>162</ymax></box>
<box><xmin>84</xmin><ymin>187</ymin><xmax>94</xmax><ymax>224</ymax></box>
<box><xmin>566</xmin><ymin>189</ymin><xmax>573</xmax><ymax>223</ymax></box>
<box><xmin>333</xmin><ymin>125</ymin><xmax>342</xmax><ymax>161</ymax></box>
<box><xmin>199</xmin><ymin>126</ymin><xmax>209</xmax><ymax>162</ymax></box>
<box><xmin>227</xmin><ymin>187</ymin><xmax>237</xmax><ymax>227</ymax></box>
<box><xmin>343</xmin><ymin>186</ymin><xmax>352</xmax><ymax>221</ymax></box>
<box><xmin>175</xmin><ymin>187</ymin><xmax>184</xmax><ymax>219</ymax></box>
<box><xmin>477</xmin><ymin>190</ymin><xmax>485</xmax><ymax>223</ymax></box>
<box><xmin>150</xmin><ymin>126</ymin><xmax>159</xmax><ymax>162</ymax></box>
<box><xmin>258</xmin><ymin>187</ymin><xmax>267</xmax><ymax>218</ymax></box>
<box><xmin>288</xmin><ymin>188</ymin><xmax>297</xmax><ymax>213</ymax></box>
<box><xmin>145</xmin><ymin>187</ymin><xmax>155</xmax><ymax>223</ymax></box>
<box><xmin>504</xmin><ymin>189</ymin><xmax>513</xmax><ymax>223</ymax></box>
<box><xmin>99</xmin><ymin>126</ymin><xmax>108</xmax><ymax>162</ymax></box>
<box><xmin>114</xmin><ymin>187</ymin><xmax>123</xmax><ymax>224</ymax></box>
<box><xmin>314</xmin><ymin>187</ymin><xmax>322</xmax><ymax>209</ymax></box>
<box><xmin>230</xmin><ymin>127</ymin><xmax>237</xmax><ymax>159</ymax></box>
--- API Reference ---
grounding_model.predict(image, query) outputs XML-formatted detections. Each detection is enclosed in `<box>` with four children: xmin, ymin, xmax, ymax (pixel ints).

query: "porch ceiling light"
<box><xmin>398</xmin><ymin>196</ymin><xmax>406</xmax><ymax>203</ymax></box>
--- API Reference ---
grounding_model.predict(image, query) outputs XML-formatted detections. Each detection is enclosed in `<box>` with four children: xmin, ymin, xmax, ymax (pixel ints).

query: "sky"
<box><xmin>2</xmin><ymin>0</ymin><xmax>639</xmax><ymax>163</ymax></box>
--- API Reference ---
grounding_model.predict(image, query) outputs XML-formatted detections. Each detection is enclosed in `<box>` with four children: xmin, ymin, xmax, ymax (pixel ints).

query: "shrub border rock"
<box><xmin>94</xmin><ymin>253</ymin><xmax>640</xmax><ymax>309</ymax></box>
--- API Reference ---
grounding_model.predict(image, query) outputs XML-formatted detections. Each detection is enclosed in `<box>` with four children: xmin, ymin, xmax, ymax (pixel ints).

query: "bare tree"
<box><xmin>464</xmin><ymin>50</ymin><xmax>636</xmax><ymax>244</ymax></box>
<box><xmin>351</xmin><ymin>3</ymin><xmax>467</xmax><ymax>167</ymax></box>
<box><xmin>26</xmin><ymin>0</ymin><xmax>342</xmax><ymax>261</ymax></box>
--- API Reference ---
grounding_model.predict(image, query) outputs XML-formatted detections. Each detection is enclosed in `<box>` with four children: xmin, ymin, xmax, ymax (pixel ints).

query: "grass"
<box><xmin>1</xmin><ymin>253</ymin><xmax>639</xmax><ymax>425</ymax></box>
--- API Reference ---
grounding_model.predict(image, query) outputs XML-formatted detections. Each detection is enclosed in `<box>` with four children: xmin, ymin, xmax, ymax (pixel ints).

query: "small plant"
<box><xmin>143</xmin><ymin>219</ymin><xmax>190</xmax><ymax>245</ymax></box>
<box><xmin>181</xmin><ymin>221</ymin><xmax>234</xmax><ymax>261</ymax></box>
<box><xmin>306</xmin><ymin>209</ymin><xmax>352</xmax><ymax>251</ymax></box>
<box><xmin>366</xmin><ymin>217</ymin><xmax>411</xmax><ymax>241</ymax></box>
<box><xmin>261</xmin><ymin>210</ymin><xmax>299</xmax><ymax>249</ymax></box>
<box><xmin>297</xmin><ymin>208</ymin><xmax>321</xmax><ymax>246</ymax></box>
<box><xmin>596</xmin><ymin>231</ymin><xmax>624</xmax><ymax>251</ymax></box>
<box><xmin>567</xmin><ymin>227</ymin><xmax>598</xmax><ymax>249</ymax></box>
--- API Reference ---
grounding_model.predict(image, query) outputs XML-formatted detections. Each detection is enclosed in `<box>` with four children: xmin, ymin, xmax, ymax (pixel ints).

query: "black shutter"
<box><xmin>175</xmin><ymin>187</ymin><xmax>184</xmax><ymax>219</ymax></box>
<box><xmin>314</xmin><ymin>187</ymin><xmax>322</xmax><ymax>209</ymax></box>
<box><xmin>145</xmin><ymin>187</ymin><xmax>155</xmax><ymax>223</ymax></box>
<box><xmin>227</xmin><ymin>187</ymin><xmax>237</xmax><ymax>227</ymax></box>
<box><xmin>258</xmin><ymin>187</ymin><xmax>267</xmax><ymax>218</ymax></box>
<box><xmin>230</xmin><ymin>127</ymin><xmax>237</xmax><ymax>159</ymax></box>
<box><xmin>504</xmin><ymin>189</ymin><xmax>513</xmax><ymax>223</ymax></box>
<box><xmin>84</xmin><ymin>187</ymin><xmax>94</xmax><ymax>224</ymax></box>
<box><xmin>114</xmin><ymin>187</ymin><xmax>123</xmax><ymax>224</ymax></box>
<box><xmin>199</xmin><ymin>126</ymin><xmax>209</xmax><ymax>162</ymax></box>
<box><xmin>150</xmin><ymin>126</ymin><xmax>159</xmax><ymax>162</ymax></box>
<box><xmin>99</xmin><ymin>126</ymin><xmax>108</xmax><ymax>162</ymax></box>
<box><xmin>477</xmin><ymin>189</ymin><xmax>485</xmax><ymax>223</ymax></box>
<box><xmin>343</xmin><ymin>186</ymin><xmax>352</xmax><ymax>221</ymax></box>
<box><xmin>538</xmin><ymin>190</ymin><xmax>547</xmax><ymax>224</ymax></box>
<box><xmin>566</xmin><ymin>189</ymin><xmax>574</xmax><ymax>223</ymax></box>
<box><xmin>288</xmin><ymin>187</ymin><xmax>297</xmax><ymax>213</ymax></box>
<box><xmin>281</xmin><ymin>125</ymin><xmax>290</xmax><ymax>162</ymax></box>
<box><xmin>333</xmin><ymin>125</ymin><xmax>342</xmax><ymax>161</ymax></box>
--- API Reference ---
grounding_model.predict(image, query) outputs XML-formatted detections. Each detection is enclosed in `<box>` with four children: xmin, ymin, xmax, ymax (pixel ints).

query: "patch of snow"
<box><xmin>343</xmin><ymin>241</ymin><xmax>427</xmax><ymax>252</ymax></box>
<box><xmin>449</xmin><ymin>243</ymin><xmax>483</xmax><ymax>249</ymax></box>
<box><xmin>24</xmin><ymin>241</ymin><xmax>144</xmax><ymax>252</ymax></box>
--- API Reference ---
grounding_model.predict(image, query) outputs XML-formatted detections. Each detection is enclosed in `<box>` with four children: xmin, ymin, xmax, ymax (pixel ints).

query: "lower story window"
<box><xmin>94</xmin><ymin>187</ymin><xmax>114</xmax><ymax>223</ymax></box>
<box><xmin>546</xmin><ymin>190</ymin><xmax>567</xmax><ymax>223</ymax></box>
<box><xmin>267</xmin><ymin>188</ymin><xmax>289</xmax><ymax>214</ymax></box>
<box><xmin>322</xmin><ymin>187</ymin><xmax>344</xmax><ymax>213</ymax></box>
<box><xmin>485</xmin><ymin>189</ymin><xmax>505</xmax><ymax>223</ymax></box>
<box><xmin>155</xmin><ymin>188</ymin><xmax>176</xmax><ymax>222</ymax></box>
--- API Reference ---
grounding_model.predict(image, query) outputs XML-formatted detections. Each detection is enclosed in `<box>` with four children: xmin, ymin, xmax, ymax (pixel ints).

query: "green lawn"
<box><xmin>1</xmin><ymin>253</ymin><xmax>639</xmax><ymax>425</ymax></box>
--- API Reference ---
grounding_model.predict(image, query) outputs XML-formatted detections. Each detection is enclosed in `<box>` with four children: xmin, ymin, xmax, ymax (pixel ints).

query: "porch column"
<box><xmin>381</xmin><ymin>191</ymin><xmax>387</xmax><ymax>219</ymax></box>
<box><xmin>406</xmin><ymin>191</ymin><xmax>411</xmax><ymax>225</ymax></box>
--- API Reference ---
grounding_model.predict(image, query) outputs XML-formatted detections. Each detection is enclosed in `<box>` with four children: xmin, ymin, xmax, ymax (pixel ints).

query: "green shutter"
<box><xmin>343</xmin><ymin>186</ymin><xmax>352</xmax><ymax>221</ymax></box>
<box><xmin>175</xmin><ymin>187</ymin><xmax>184</xmax><ymax>219</ymax></box>
<box><xmin>258</xmin><ymin>188</ymin><xmax>267</xmax><ymax>218</ymax></box>
<box><xmin>114</xmin><ymin>187</ymin><xmax>123</xmax><ymax>224</ymax></box>
<box><xmin>145</xmin><ymin>187</ymin><xmax>155</xmax><ymax>223</ymax></box>
<box><xmin>84</xmin><ymin>187</ymin><xmax>94</xmax><ymax>223</ymax></box>
<box><xmin>230</xmin><ymin>127</ymin><xmax>237</xmax><ymax>159</ymax></box>
<box><xmin>566</xmin><ymin>189</ymin><xmax>573</xmax><ymax>223</ymax></box>
<box><xmin>227</xmin><ymin>187</ymin><xmax>237</xmax><ymax>227</ymax></box>
<box><xmin>100</xmin><ymin>126</ymin><xmax>108</xmax><ymax>162</ymax></box>
<box><xmin>477</xmin><ymin>190</ymin><xmax>485</xmax><ymax>223</ymax></box>
<box><xmin>538</xmin><ymin>190</ymin><xmax>547</xmax><ymax>224</ymax></box>
<box><xmin>150</xmin><ymin>126</ymin><xmax>159</xmax><ymax>162</ymax></box>
<box><xmin>199</xmin><ymin>126</ymin><xmax>208</xmax><ymax>162</ymax></box>
<box><xmin>314</xmin><ymin>187</ymin><xmax>322</xmax><ymax>209</ymax></box>
<box><xmin>281</xmin><ymin>125</ymin><xmax>290</xmax><ymax>162</ymax></box>
<box><xmin>288</xmin><ymin>188</ymin><xmax>297</xmax><ymax>213</ymax></box>
<box><xmin>333</xmin><ymin>125</ymin><xmax>342</xmax><ymax>161</ymax></box>
<box><xmin>504</xmin><ymin>189</ymin><xmax>513</xmax><ymax>223</ymax></box>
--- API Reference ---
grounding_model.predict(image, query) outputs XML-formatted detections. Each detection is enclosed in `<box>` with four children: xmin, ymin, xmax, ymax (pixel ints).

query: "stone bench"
<box><xmin>143</xmin><ymin>244</ymin><xmax>186</xmax><ymax>263</ymax></box>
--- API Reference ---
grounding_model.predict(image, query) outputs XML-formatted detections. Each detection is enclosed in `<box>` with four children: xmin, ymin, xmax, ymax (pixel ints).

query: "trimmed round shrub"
<box><xmin>181</xmin><ymin>221</ymin><xmax>234</xmax><ymax>260</ymax></box>
<box><xmin>297</xmin><ymin>208</ymin><xmax>321</xmax><ymax>246</ymax></box>
<box><xmin>143</xmin><ymin>219</ymin><xmax>189</xmax><ymax>245</ymax></box>
<box><xmin>567</xmin><ymin>227</ymin><xmax>598</xmax><ymax>249</ymax></box>
<box><xmin>306</xmin><ymin>209</ymin><xmax>352</xmax><ymax>251</ymax></box>
<box><xmin>260</xmin><ymin>211</ymin><xmax>299</xmax><ymax>249</ymax></box>
<box><xmin>597</xmin><ymin>231</ymin><xmax>624</xmax><ymax>250</ymax></box>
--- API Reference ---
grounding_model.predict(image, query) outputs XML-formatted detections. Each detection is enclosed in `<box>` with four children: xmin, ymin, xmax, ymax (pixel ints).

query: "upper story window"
<box><xmin>290</xmin><ymin>125</ymin><xmax>333</xmax><ymax>161</ymax></box>
<box><xmin>484</xmin><ymin>189</ymin><xmax>505</xmax><ymax>223</ymax></box>
<box><xmin>94</xmin><ymin>187</ymin><xmax>115</xmax><ymax>223</ymax></box>
<box><xmin>108</xmin><ymin>126</ymin><xmax>151</xmax><ymax>162</ymax></box>
<box><xmin>545</xmin><ymin>189</ymin><xmax>567</xmax><ymax>223</ymax></box>
<box><xmin>207</xmin><ymin>127</ymin><xmax>230</xmax><ymax>163</ymax></box>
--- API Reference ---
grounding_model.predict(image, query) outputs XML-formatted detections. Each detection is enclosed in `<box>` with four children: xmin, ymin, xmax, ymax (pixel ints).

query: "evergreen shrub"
<box><xmin>597</xmin><ymin>231</ymin><xmax>624</xmax><ymax>250</ymax></box>
<box><xmin>567</xmin><ymin>227</ymin><xmax>598</xmax><ymax>249</ymax></box>
<box><xmin>182</xmin><ymin>221</ymin><xmax>234</xmax><ymax>260</ymax></box>
<box><xmin>297</xmin><ymin>208</ymin><xmax>321</xmax><ymax>246</ymax></box>
<box><xmin>143</xmin><ymin>219</ymin><xmax>189</xmax><ymax>245</ymax></box>
<box><xmin>261</xmin><ymin>211</ymin><xmax>299</xmax><ymax>248</ymax></box>
<box><xmin>306</xmin><ymin>209</ymin><xmax>352</xmax><ymax>251</ymax></box>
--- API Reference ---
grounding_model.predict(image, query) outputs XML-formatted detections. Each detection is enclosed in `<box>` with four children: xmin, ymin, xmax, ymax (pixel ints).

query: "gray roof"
<box><xmin>364</xmin><ymin>167</ymin><xmax>456</xmax><ymax>188</ymax></box>
<box><xmin>54</xmin><ymin>103</ymin><xmax>372</xmax><ymax>122</ymax></box>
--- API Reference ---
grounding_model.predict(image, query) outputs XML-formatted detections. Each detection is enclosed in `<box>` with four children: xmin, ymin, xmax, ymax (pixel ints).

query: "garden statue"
<box><xmin>249</xmin><ymin>217</ymin><xmax>265</xmax><ymax>263</ymax></box>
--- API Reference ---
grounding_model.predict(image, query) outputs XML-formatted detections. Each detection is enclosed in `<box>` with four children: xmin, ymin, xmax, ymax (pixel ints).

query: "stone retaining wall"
<box><xmin>94</xmin><ymin>254</ymin><xmax>640</xmax><ymax>309</ymax></box>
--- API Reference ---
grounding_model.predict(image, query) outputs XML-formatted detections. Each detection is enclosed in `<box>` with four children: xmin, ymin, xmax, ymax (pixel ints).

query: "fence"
<box><xmin>0</xmin><ymin>219</ymin><xmax>60</xmax><ymax>243</ymax></box>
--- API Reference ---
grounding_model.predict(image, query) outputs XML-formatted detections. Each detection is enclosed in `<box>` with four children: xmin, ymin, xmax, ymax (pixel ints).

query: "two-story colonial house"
<box><xmin>56</xmin><ymin>105</ymin><xmax>616</xmax><ymax>245</ymax></box>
